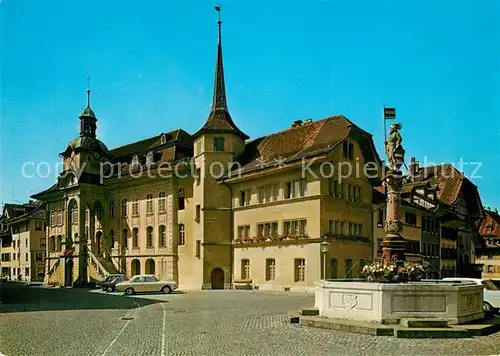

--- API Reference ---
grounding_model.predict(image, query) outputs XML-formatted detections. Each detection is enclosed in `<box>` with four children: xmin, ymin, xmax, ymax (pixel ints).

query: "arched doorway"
<box><xmin>145</xmin><ymin>259</ymin><xmax>155</xmax><ymax>275</ymax></box>
<box><xmin>95</xmin><ymin>231</ymin><xmax>103</xmax><ymax>256</ymax></box>
<box><xmin>211</xmin><ymin>268</ymin><xmax>224</xmax><ymax>290</ymax></box>
<box><xmin>131</xmin><ymin>259</ymin><xmax>140</xmax><ymax>276</ymax></box>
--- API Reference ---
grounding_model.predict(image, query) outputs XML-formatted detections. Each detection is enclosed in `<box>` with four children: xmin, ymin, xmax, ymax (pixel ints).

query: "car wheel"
<box><xmin>125</xmin><ymin>288</ymin><xmax>135</xmax><ymax>295</ymax></box>
<box><xmin>483</xmin><ymin>301</ymin><xmax>493</xmax><ymax>311</ymax></box>
<box><xmin>106</xmin><ymin>286</ymin><xmax>114</xmax><ymax>293</ymax></box>
<box><xmin>161</xmin><ymin>286</ymin><xmax>172</xmax><ymax>294</ymax></box>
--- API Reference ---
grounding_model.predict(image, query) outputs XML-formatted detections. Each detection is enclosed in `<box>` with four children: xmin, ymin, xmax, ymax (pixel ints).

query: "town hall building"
<box><xmin>33</xmin><ymin>18</ymin><xmax>390</xmax><ymax>291</ymax></box>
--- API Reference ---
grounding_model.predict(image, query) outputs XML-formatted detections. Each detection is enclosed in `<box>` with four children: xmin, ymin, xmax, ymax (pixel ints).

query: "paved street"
<box><xmin>1</xmin><ymin>284</ymin><xmax>500</xmax><ymax>356</ymax></box>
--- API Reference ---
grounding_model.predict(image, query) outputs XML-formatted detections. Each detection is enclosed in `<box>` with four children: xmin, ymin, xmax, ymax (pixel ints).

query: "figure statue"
<box><xmin>385</xmin><ymin>123</ymin><xmax>405</xmax><ymax>170</ymax></box>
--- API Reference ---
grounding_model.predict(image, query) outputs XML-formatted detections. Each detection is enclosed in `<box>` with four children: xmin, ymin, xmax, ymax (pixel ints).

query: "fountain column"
<box><xmin>382</xmin><ymin>122</ymin><xmax>407</xmax><ymax>263</ymax></box>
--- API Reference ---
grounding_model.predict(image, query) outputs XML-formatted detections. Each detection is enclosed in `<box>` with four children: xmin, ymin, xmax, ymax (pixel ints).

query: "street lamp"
<box><xmin>320</xmin><ymin>241</ymin><xmax>330</xmax><ymax>280</ymax></box>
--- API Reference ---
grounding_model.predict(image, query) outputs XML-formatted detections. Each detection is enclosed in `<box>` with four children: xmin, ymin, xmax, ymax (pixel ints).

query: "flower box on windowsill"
<box><xmin>234</xmin><ymin>234</ymin><xmax>310</xmax><ymax>245</ymax></box>
<box><xmin>322</xmin><ymin>233</ymin><xmax>372</xmax><ymax>244</ymax></box>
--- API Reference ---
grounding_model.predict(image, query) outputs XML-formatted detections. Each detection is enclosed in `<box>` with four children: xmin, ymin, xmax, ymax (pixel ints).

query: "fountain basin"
<box><xmin>315</xmin><ymin>280</ymin><xmax>484</xmax><ymax>325</ymax></box>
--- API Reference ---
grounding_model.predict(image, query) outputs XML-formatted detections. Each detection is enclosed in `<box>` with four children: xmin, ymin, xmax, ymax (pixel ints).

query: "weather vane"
<box><xmin>215</xmin><ymin>5</ymin><xmax>221</xmax><ymax>23</ymax></box>
<box><xmin>86</xmin><ymin>76</ymin><xmax>91</xmax><ymax>107</ymax></box>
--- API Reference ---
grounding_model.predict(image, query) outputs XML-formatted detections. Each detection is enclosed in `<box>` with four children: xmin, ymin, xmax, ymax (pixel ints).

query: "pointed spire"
<box><xmin>212</xmin><ymin>6</ymin><xmax>227</xmax><ymax>111</ymax></box>
<box><xmin>193</xmin><ymin>6</ymin><xmax>248</xmax><ymax>140</ymax></box>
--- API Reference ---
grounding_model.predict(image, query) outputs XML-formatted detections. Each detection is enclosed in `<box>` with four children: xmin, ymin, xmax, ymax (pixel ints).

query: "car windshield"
<box><xmin>482</xmin><ymin>279</ymin><xmax>499</xmax><ymax>291</ymax></box>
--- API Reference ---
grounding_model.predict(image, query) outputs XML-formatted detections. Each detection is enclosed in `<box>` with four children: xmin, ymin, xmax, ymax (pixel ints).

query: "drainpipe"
<box><xmin>222</xmin><ymin>179</ymin><xmax>233</xmax><ymax>289</ymax></box>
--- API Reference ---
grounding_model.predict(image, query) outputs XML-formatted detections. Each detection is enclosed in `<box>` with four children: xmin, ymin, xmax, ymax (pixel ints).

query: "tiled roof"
<box><xmin>234</xmin><ymin>115</ymin><xmax>380</xmax><ymax>175</ymax></box>
<box><xmin>478</xmin><ymin>210</ymin><xmax>500</xmax><ymax>237</ymax></box>
<box><xmin>193</xmin><ymin>109</ymin><xmax>249</xmax><ymax>140</ymax></box>
<box><xmin>416</xmin><ymin>164</ymin><xmax>463</xmax><ymax>206</ymax></box>
<box><xmin>6</xmin><ymin>206</ymin><xmax>45</xmax><ymax>223</ymax></box>
<box><xmin>412</xmin><ymin>164</ymin><xmax>483</xmax><ymax>218</ymax></box>
<box><xmin>110</xmin><ymin>129</ymin><xmax>193</xmax><ymax>159</ymax></box>
<box><xmin>1</xmin><ymin>202</ymin><xmax>44</xmax><ymax>224</ymax></box>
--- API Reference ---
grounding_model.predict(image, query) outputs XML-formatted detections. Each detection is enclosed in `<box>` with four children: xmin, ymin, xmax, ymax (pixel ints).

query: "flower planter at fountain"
<box><xmin>314</xmin><ymin>280</ymin><xmax>484</xmax><ymax>325</ymax></box>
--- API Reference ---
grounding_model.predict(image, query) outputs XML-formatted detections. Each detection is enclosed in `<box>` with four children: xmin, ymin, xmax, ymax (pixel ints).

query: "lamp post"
<box><xmin>320</xmin><ymin>241</ymin><xmax>330</xmax><ymax>280</ymax></box>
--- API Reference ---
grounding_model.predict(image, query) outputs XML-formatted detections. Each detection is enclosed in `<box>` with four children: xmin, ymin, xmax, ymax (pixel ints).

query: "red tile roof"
<box><xmin>235</xmin><ymin>115</ymin><xmax>381</xmax><ymax>174</ymax></box>
<box><xmin>414</xmin><ymin>164</ymin><xmax>483</xmax><ymax>218</ymax></box>
<box><xmin>478</xmin><ymin>210</ymin><xmax>500</xmax><ymax>237</ymax></box>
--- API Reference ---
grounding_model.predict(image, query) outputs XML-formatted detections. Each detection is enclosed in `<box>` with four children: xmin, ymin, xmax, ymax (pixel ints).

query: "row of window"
<box><xmin>237</xmin><ymin>179</ymin><xmax>307</xmax><ymax>207</ymax></box>
<box><xmin>422</xmin><ymin>242</ymin><xmax>440</xmax><ymax>258</ymax></box>
<box><xmin>422</xmin><ymin>217</ymin><xmax>440</xmax><ymax>235</ymax></box>
<box><xmin>328</xmin><ymin>220</ymin><xmax>364</xmax><ymax>237</ymax></box>
<box><xmin>10</xmin><ymin>267</ymin><xmax>30</xmax><ymax>277</ymax></box>
<box><xmin>238</xmin><ymin>178</ymin><xmax>366</xmax><ymax>208</ymax></box>
<box><xmin>116</xmin><ymin>192</ymin><xmax>177</xmax><ymax>218</ymax></box>
<box><xmin>111</xmin><ymin>224</ymin><xmax>185</xmax><ymax>248</ymax></box>
<box><xmin>240</xmin><ymin>257</ymin><xmax>362</xmax><ymax>282</ymax></box>
<box><xmin>328</xmin><ymin>180</ymin><xmax>363</xmax><ymax>203</ymax></box>
<box><xmin>50</xmin><ymin>193</ymin><xmax>188</xmax><ymax>226</ymax></box>
<box><xmin>12</xmin><ymin>221</ymin><xmax>44</xmax><ymax>232</ymax></box>
<box><xmin>7</xmin><ymin>252</ymin><xmax>44</xmax><ymax>262</ymax></box>
<box><xmin>237</xmin><ymin>219</ymin><xmax>308</xmax><ymax>238</ymax></box>
<box><xmin>8</xmin><ymin>252</ymin><xmax>29</xmax><ymax>261</ymax></box>
<box><xmin>12</xmin><ymin>238</ymin><xmax>30</xmax><ymax>249</ymax></box>
<box><xmin>47</xmin><ymin>224</ymin><xmax>186</xmax><ymax>251</ymax></box>
<box><xmin>378</xmin><ymin>210</ymin><xmax>441</xmax><ymax>236</ymax></box>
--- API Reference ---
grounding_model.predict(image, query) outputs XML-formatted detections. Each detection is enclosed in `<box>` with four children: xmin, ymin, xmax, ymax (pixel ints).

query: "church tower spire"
<box><xmin>212</xmin><ymin>7</ymin><xmax>227</xmax><ymax>111</ymax></box>
<box><xmin>193</xmin><ymin>6</ymin><xmax>248</xmax><ymax>140</ymax></box>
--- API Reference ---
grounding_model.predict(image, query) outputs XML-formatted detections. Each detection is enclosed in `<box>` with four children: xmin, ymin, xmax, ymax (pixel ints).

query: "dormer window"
<box><xmin>213</xmin><ymin>137</ymin><xmax>225</xmax><ymax>152</ymax></box>
<box><xmin>131</xmin><ymin>155</ymin><xmax>139</xmax><ymax>168</ymax></box>
<box><xmin>146</xmin><ymin>151</ymin><xmax>154</xmax><ymax>166</ymax></box>
<box><xmin>486</xmin><ymin>225</ymin><xmax>493</xmax><ymax>233</ymax></box>
<box><xmin>160</xmin><ymin>134</ymin><xmax>167</xmax><ymax>145</ymax></box>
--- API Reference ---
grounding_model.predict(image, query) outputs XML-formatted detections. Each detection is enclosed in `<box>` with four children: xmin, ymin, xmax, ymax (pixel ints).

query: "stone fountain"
<box><xmin>314</xmin><ymin>122</ymin><xmax>484</xmax><ymax>325</ymax></box>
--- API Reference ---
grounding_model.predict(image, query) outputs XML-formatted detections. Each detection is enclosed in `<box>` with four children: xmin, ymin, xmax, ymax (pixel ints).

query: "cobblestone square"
<box><xmin>1</xmin><ymin>286</ymin><xmax>500</xmax><ymax>355</ymax></box>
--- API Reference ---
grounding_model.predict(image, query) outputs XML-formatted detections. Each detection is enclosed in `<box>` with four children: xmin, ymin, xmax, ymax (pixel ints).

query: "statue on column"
<box><xmin>382</xmin><ymin>122</ymin><xmax>407</xmax><ymax>264</ymax></box>
<box><xmin>385</xmin><ymin>123</ymin><xmax>405</xmax><ymax>170</ymax></box>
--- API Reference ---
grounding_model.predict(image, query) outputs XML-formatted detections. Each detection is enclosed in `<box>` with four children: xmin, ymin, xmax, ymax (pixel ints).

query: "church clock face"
<box><xmin>92</xmin><ymin>152</ymin><xmax>100</xmax><ymax>160</ymax></box>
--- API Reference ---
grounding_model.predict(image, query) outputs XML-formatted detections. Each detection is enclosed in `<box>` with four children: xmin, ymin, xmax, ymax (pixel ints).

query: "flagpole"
<box><xmin>383</xmin><ymin>105</ymin><xmax>387</xmax><ymax>196</ymax></box>
<box><xmin>383</xmin><ymin>104</ymin><xmax>387</xmax><ymax>146</ymax></box>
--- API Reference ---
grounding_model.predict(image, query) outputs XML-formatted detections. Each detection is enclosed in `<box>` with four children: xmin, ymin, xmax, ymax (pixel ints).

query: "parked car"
<box><xmin>96</xmin><ymin>274</ymin><xmax>125</xmax><ymax>288</ymax></box>
<box><xmin>101</xmin><ymin>276</ymin><xmax>127</xmax><ymax>292</ymax></box>
<box><xmin>442</xmin><ymin>277</ymin><xmax>500</xmax><ymax>313</ymax></box>
<box><xmin>115</xmin><ymin>274</ymin><xmax>178</xmax><ymax>295</ymax></box>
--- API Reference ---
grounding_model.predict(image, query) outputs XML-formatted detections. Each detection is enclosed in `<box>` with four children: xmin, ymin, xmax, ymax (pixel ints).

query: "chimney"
<box><xmin>409</xmin><ymin>157</ymin><xmax>419</xmax><ymax>182</ymax></box>
<box><xmin>304</xmin><ymin>118</ymin><xmax>313</xmax><ymax>125</ymax></box>
<box><xmin>291</xmin><ymin>120</ymin><xmax>303</xmax><ymax>128</ymax></box>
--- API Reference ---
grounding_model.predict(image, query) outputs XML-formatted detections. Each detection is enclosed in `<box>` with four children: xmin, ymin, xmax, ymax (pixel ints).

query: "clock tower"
<box><xmin>59</xmin><ymin>88</ymin><xmax>110</xmax><ymax>179</ymax></box>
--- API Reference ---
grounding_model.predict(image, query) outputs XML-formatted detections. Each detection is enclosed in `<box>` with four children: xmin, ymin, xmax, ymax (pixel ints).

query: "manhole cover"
<box><xmin>121</xmin><ymin>316</ymin><xmax>135</xmax><ymax>320</ymax></box>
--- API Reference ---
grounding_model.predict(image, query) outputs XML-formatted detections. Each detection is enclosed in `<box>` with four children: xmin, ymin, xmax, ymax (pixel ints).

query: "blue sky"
<box><xmin>1</xmin><ymin>0</ymin><xmax>499</xmax><ymax>209</ymax></box>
